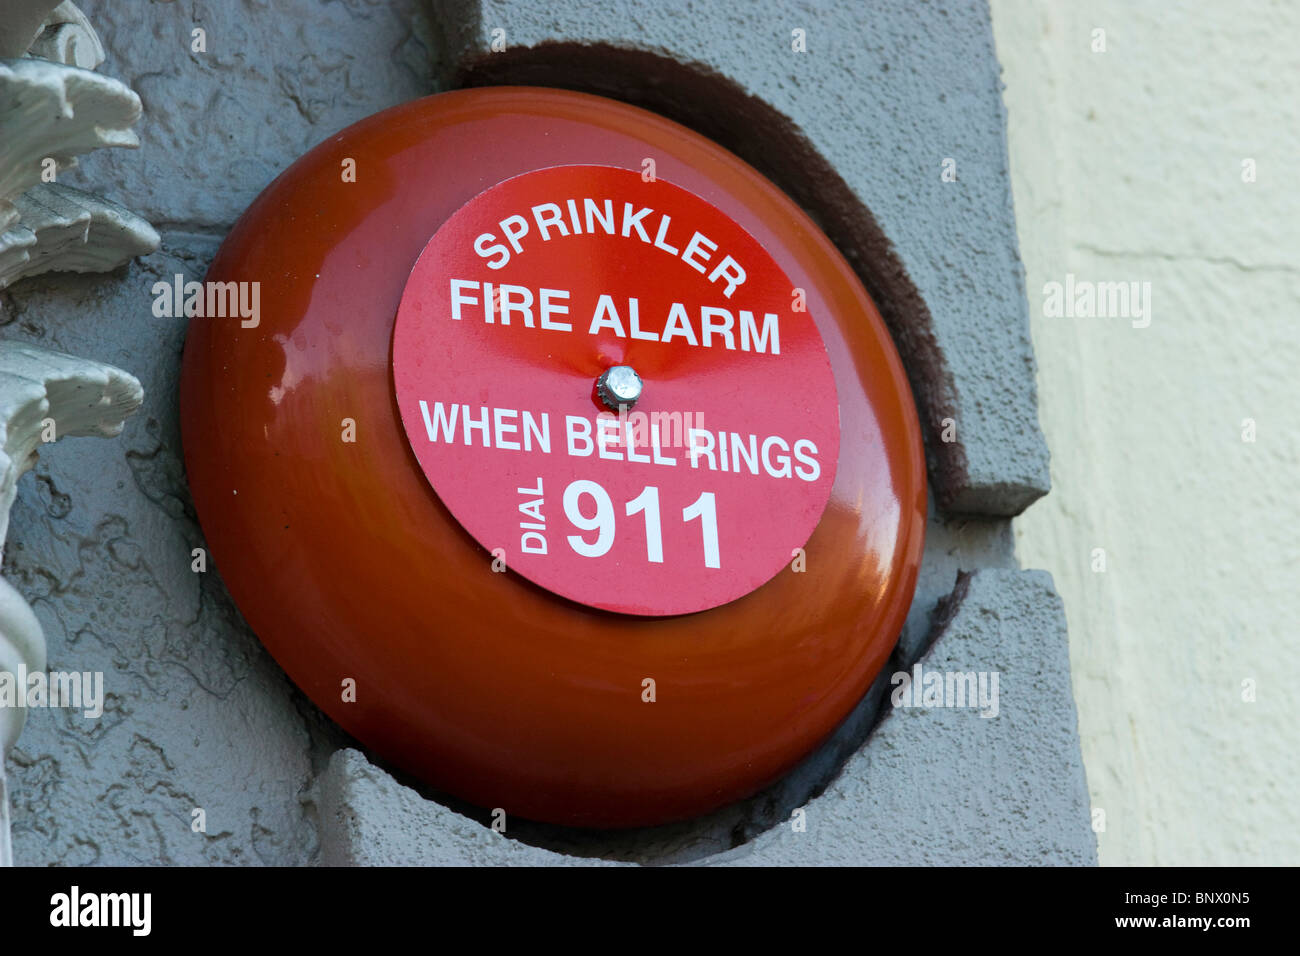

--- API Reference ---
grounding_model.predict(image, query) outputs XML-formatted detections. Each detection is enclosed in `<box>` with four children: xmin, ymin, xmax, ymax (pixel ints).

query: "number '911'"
<box><xmin>563</xmin><ymin>481</ymin><xmax>720</xmax><ymax>568</ymax></box>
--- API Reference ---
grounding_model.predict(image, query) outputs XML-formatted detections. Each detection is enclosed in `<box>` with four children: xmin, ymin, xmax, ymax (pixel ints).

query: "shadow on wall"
<box><xmin>446</xmin><ymin>41</ymin><xmax>961</xmax><ymax>505</ymax></box>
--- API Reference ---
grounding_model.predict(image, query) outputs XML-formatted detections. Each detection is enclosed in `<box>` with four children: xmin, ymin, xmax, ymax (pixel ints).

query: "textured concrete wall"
<box><xmin>1</xmin><ymin>0</ymin><xmax>1092</xmax><ymax>865</ymax></box>
<box><xmin>992</xmin><ymin>0</ymin><xmax>1300</xmax><ymax>864</ymax></box>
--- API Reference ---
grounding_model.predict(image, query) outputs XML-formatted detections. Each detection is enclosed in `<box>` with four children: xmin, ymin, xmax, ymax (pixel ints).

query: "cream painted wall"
<box><xmin>991</xmin><ymin>0</ymin><xmax>1300</xmax><ymax>865</ymax></box>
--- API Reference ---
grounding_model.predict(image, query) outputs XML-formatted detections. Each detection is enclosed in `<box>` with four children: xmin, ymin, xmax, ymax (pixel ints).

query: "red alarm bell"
<box><xmin>180</xmin><ymin>87</ymin><xmax>925</xmax><ymax>828</ymax></box>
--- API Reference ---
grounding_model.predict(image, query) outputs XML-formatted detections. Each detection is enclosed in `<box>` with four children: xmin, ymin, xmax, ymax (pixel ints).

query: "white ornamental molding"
<box><xmin>0</xmin><ymin>342</ymin><xmax>143</xmax><ymax>866</ymax></box>
<box><xmin>1</xmin><ymin>181</ymin><xmax>158</xmax><ymax>288</ymax></box>
<box><xmin>1</xmin><ymin>2</ymin><xmax>158</xmax><ymax>288</ymax></box>
<box><xmin>0</xmin><ymin>1</ymin><xmax>152</xmax><ymax>864</ymax></box>
<box><xmin>0</xmin><ymin>574</ymin><xmax>42</xmax><ymax>867</ymax></box>
<box><xmin>26</xmin><ymin>1</ymin><xmax>106</xmax><ymax>70</ymax></box>
<box><xmin>0</xmin><ymin>1</ymin><xmax>101</xmax><ymax>68</ymax></box>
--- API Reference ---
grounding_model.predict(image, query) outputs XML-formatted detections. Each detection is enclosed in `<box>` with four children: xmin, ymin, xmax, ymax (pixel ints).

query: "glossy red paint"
<box><xmin>179</xmin><ymin>87</ymin><xmax>926</xmax><ymax>828</ymax></box>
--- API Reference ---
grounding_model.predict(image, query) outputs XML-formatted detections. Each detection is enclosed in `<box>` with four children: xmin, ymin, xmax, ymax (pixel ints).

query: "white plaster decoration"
<box><xmin>0</xmin><ymin>341</ymin><xmax>143</xmax><ymax>865</ymax></box>
<box><xmin>0</xmin><ymin>1</ymin><xmax>154</xmax><ymax>865</ymax></box>
<box><xmin>0</xmin><ymin>574</ymin><xmax>44</xmax><ymax>866</ymax></box>
<box><xmin>0</xmin><ymin>182</ymin><xmax>158</xmax><ymax>288</ymax></box>
<box><xmin>27</xmin><ymin>2</ymin><xmax>106</xmax><ymax>70</ymax></box>
<box><xmin>0</xmin><ymin>56</ymin><xmax>141</xmax><ymax>200</ymax></box>
<box><xmin>0</xmin><ymin>57</ymin><xmax>148</xmax><ymax>268</ymax></box>
<box><xmin>1</xmin><ymin>2</ymin><xmax>157</xmax><ymax>286</ymax></box>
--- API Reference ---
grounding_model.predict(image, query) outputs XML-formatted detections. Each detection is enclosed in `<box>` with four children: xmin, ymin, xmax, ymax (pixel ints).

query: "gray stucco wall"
<box><xmin>1</xmin><ymin>0</ymin><xmax>1092</xmax><ymax>865</ymax></box>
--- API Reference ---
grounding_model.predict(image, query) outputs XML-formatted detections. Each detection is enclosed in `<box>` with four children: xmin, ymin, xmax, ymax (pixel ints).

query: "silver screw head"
<box><xmin>596</xmin><ymin>365</ymin><xmax>643</xmax><ymax>410</ymax></box>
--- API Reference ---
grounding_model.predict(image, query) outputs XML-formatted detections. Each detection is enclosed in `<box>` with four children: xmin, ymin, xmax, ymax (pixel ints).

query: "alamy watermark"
<box><xmin>890</xmin><ymin>663</ymin><xmax>999</xmax><ymax>718</ymax></box>
<box><xmin>1042</xmin><ymin>274</ymin><xmax>1152</xmax><ymax>328</ymax></box>
<box><xmin>152</xmin><ymin>273</ymin><xmax>260</xmax><ymax>327</ymax></box>
<box><xmin>0</xmin><ymin>667</ymin><xmax>104</xmax><ymax>719</ymax></box>
<box><xmin>50</xmin><ymin>886</ymin><xmax>150</xmax><ymax>936</ymax></box>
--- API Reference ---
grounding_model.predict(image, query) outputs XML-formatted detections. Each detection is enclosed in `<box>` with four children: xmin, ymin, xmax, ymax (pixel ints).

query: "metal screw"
<box><xmin>596</xmin><ymin>365</ymin><xmax>643</xmax><ymax>410</ymax></box>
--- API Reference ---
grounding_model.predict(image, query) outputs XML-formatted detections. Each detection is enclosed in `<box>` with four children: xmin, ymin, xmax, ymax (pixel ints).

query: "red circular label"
<box><xmin>392</xmin><ymin>165</ymin><xmax>839</xmax><ymax>615</ymax></box>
